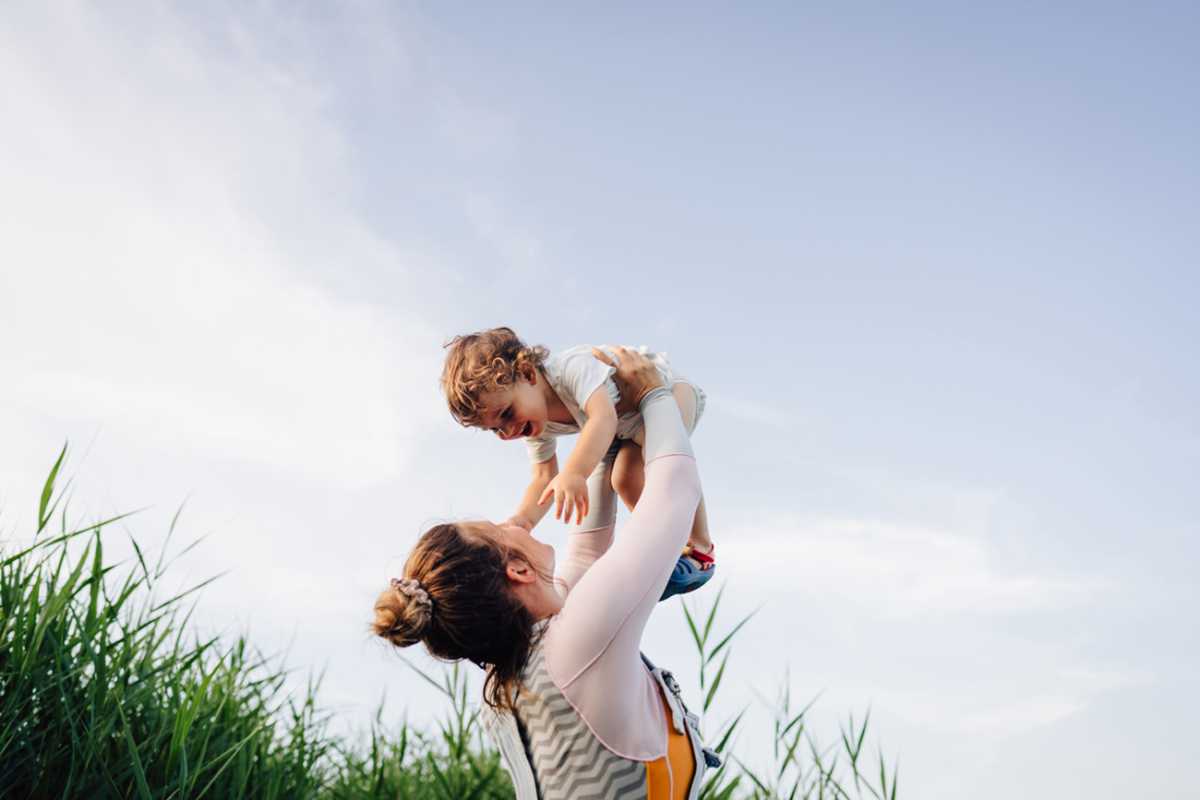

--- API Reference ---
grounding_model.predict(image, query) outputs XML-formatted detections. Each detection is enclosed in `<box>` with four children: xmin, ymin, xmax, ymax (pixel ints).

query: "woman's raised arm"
<box><xmin>541</xmin><ymin>348</ymin><xmax>701</xmax><ymax>757</ymax></box>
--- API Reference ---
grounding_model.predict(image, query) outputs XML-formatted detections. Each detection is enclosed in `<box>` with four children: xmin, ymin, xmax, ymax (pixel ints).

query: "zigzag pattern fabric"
<box><xmin>514</xmin><ymin>646</ymin><xmax>649</xmax><ymax>800</ymax></box>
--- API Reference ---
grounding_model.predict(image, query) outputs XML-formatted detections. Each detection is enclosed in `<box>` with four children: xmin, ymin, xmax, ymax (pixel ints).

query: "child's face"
<box><xmin>477</xmin><ymin>375</ymin><xmax>548</xmax><ymax>441</ymax></box>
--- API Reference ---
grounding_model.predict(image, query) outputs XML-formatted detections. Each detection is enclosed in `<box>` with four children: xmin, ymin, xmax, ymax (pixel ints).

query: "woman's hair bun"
<box><xmin>372</xmin><ymin>577</ymin><xmax>433</xmax><ymax>647</ymax></box>
<box><xmin>370</xmin><ymin>523</ymin><xmax>540</xmax><ymax>711</ymax></box>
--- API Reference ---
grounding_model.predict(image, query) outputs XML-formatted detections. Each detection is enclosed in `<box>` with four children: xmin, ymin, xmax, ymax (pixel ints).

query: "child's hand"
<box><xmin>537</xmin><ymin>472</ymin><xmax>589</xmax><ymax>526</ymax></box>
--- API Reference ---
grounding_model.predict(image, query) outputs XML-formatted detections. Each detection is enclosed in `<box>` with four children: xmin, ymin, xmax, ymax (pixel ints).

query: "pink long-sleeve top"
<box><xmin>538</xmin><ymin>387</ymin><xmax>702</xmax><ymax>761</ymax></box>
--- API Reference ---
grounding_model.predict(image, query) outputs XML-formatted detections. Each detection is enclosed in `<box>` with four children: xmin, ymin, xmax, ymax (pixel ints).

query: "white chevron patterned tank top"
<box><xmin>513</xmin><ymin>645</ymin><xmax>649</xmax><ymax>799</ymax></box>
<box><xmin>496</xmin><ymin>643</ymin><xmax>709</xmax><ymax>800</ymax></box>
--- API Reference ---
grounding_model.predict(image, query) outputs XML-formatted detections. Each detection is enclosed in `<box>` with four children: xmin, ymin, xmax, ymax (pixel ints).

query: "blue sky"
<box><xmin>2</xmin><ymin>3</ymin><xmax>1197</xmax><ymax>797</ymax></box>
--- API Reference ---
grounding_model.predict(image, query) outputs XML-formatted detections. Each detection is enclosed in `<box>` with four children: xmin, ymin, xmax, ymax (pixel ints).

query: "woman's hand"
<box><xmin>501</xmin><ymin>514</ymin><xmax>535</xmax><ymax>532</ymax></box>
<box><xmin>591</xmin><ymin>346</ymin><xmax>665</xmax><ymax>412</ymax></box>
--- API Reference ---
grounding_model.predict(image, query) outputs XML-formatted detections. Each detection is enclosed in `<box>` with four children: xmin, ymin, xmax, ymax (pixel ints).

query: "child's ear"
<box><xmin>519</xmin><ymin>363</ymin><xmax>538</xmax><ymax>385</ymax></box>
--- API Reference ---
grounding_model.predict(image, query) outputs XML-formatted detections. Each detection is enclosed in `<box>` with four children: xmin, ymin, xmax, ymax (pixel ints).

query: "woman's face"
<box><xmin>465</xmin><ymin>520</ymin><xmax>556</xmax><ymax>579</ymax></box>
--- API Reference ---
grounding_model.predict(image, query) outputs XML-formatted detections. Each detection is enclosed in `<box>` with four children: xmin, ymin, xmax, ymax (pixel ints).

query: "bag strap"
<box><xmin>640</xmin><ymin>652</ymin><xmax>722</xmax><ymax>800</ymax></box>
<box><xmin>480</xmin><ymin>703</ymin><xmax>539</xmax><ymax>800</ymax></box>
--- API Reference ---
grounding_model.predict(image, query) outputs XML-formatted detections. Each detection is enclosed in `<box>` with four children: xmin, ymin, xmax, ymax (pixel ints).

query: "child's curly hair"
<box><xmin>441</xmin><ymin>327</ymin><xmax>549</xmax><ymax>427</ymax></box>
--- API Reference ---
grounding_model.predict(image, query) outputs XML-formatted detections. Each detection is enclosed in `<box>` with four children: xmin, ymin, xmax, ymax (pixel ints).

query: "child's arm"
<box><xmin>507</xmin><ymin>456</ymin><xmax>559</xmax><ymax>530</ymax></box>
<box><xmin>538</xmin><ymin>387</ymin><xmax>618</xmax><ymax>525</ymax></box>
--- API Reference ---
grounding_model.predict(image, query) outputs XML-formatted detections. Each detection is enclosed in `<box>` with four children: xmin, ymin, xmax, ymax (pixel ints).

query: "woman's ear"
<box><xmin>506</xmin><ymin>558</ymin><xmax>536</xmax><ymax>585</ymax></box>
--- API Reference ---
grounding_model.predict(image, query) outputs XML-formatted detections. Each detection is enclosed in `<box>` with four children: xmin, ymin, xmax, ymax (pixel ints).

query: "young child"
<box><xmin>441</xmin><ymin>327</ymin><xmax>715</xmax><ymax>600</ymax></box>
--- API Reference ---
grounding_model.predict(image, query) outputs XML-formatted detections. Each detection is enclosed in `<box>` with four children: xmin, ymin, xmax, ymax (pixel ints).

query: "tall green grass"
<box><xmin>0</xmin><ymin>448</ymin><xmax>511</xmax><ymax>799</ymax></box>
<box><xmin>323</xmin><ymin>662</ymin><xmax>511</xmax><ymax>799</ymax></box>
<box><xmin>686</xmin><ymin>590</ymin><xmax>899</xmax><ymax>800</ymax></box>
<box><xmin>1</xmin><ymin>448</ymin><xmax>896</xmax><ymax>798</ymax></box>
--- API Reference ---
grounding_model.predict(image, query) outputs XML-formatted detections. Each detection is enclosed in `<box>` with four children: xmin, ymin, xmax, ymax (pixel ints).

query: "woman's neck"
<box><xmin>516</xmin><ymin>579</ymin><xmax>563</xmax><ymax>621</ymax></box>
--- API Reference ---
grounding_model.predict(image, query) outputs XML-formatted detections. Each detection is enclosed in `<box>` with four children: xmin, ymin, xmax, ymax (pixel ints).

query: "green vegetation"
<box><xmin>687</xmin><ymin>590</ymin><xmax>898</xmax><ymax>800</ymax></box>
<box><xmin>0</xmin><ymin>448</ymin><xmax>509</xmax><ymax>799</ymax></box>
<box><xmin>0</xmin><ymin>448</ymin><xmax>896</xmax><ymax>798</ymax></box>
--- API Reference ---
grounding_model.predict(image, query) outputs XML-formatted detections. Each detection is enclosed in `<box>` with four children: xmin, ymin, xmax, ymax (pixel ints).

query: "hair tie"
<box><xmin>390</xmin><ymin>577</ymin><xmax>433</xmax><ymax>630</ymax></box>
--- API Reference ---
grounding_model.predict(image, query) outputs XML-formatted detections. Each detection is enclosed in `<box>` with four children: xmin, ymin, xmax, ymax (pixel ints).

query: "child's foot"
<box><xmin>659</xmin><ymin>544</ymin><xmax>716</xmax><ymax>601</ymax></box>
<box><xmin>686</xmin><ymin>542</ymin><xmax>715</xmax><ymax>570</ymax></box>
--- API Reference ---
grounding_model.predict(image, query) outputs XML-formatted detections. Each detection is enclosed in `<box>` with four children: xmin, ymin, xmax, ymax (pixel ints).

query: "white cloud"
<box><xmin>964</xmin><ymin>694</ymin><xmax>1085</xmax><ymax>732</ymax></box>
<box><xmin>0</xmin><ymin>2</ymin><xmax>444</xmax><ymax>490</ymax></box>
<box><xmin>720</xmin><ymin>512</ymin><xmax>1098</xmax><ymax>616</ymax></box>
<box><xmin>0</xmin><ymin>0</ymin><xmax>451</xmax><ymax>721</ymax></box>
<box><xmin>718</xmin><ymin>394</ymin><xmax>799</xmax><ymax>430</ymax></box>
<box><xmin>0</xmin><ymin>3</ymin><xmax>536</xmax><ymax>745</ymax></box>
<box><xmin>959</xmin><ymin>664</ymin><xmax>1149</xmax><ymax>735</ymax></box>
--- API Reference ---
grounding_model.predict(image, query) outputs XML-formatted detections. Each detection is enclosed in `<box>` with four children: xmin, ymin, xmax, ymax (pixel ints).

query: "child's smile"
<box><xmin>478</xmin><ymin>379</ymin><xmax>550</xmax><ymax>441</ymax></box>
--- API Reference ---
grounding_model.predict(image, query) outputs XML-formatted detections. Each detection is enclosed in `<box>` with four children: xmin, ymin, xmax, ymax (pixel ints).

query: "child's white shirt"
<box><xmin>525</xmin><ymin>345</ymin><xmax>677</xmax><ymax>464</ymax></box>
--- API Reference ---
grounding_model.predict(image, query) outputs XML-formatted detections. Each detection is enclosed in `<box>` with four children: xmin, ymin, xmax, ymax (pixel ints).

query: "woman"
<box><xmin>373</xmin><ymin>346</ymin><xmax>714</xmax><ymax>799</ymax></box>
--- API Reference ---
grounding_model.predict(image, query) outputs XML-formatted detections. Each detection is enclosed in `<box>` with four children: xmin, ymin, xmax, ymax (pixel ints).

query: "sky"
<box><xmin>1</xmin><ymin>2</ymin><xmax>1197</xmax><ymax>797</ymax></box>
